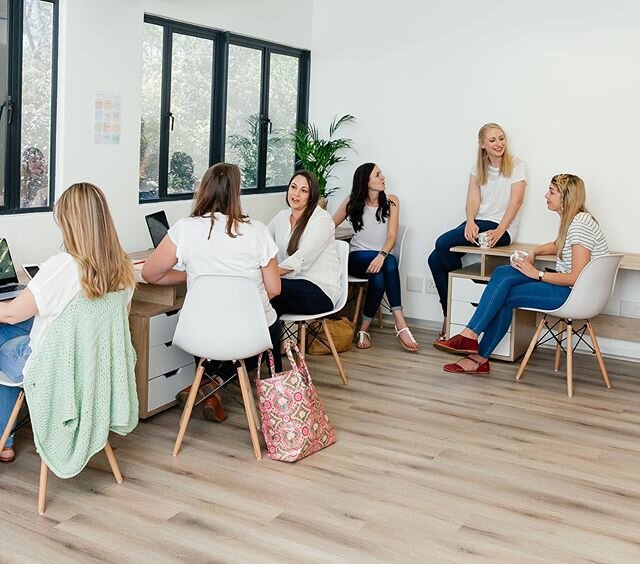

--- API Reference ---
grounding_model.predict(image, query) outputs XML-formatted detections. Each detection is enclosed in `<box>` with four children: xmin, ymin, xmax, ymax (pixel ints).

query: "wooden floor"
<box><xmin>2</xmin><ymin>326</ymin><xmax>640</xmax><ymax>563</ymax></box>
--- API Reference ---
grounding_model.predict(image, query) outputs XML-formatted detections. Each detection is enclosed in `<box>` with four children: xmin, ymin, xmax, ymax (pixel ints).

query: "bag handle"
<box><xmin>283</xmin><ymin>340</ymin><xmax>311</xmax><ymax>384</ymax></box>
<box><xmin>257</xmin><ymin>349</ymin><xmax>277</xmax><ymax>379</ymax></box>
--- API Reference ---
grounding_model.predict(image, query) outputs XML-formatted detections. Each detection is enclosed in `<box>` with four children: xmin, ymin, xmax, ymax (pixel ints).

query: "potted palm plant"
<box><xmin>293</xmin><ymin>114</ymin><xmax>355</xmax><ymax>207</ymax></box>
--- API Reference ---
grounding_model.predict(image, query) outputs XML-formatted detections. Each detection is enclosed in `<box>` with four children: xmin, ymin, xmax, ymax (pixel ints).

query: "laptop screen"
<box><xmin>145</xmin><ymin>211</ymin><xmax>170</xmax><ymax>248</ymax></box>
<box><xmin>0</xmin><ymin>239</ymin><xmax>19</xmax><ymax>284</ymax></box>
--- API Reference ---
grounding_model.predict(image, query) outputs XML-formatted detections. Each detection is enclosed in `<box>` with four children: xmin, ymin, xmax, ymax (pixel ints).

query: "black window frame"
<box><xmin>1</xmin><ymin>0</ymin><xmax>59</xmax><ymax>215</ymax></box>
<box><xmin>141</xmin><ymin>15</ymin><xmax>310</xmax><ymax>203</ymax></box>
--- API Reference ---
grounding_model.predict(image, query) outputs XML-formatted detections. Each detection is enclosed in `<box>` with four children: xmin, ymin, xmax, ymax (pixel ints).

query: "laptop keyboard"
<box><xmin>0</xmin><ymin>284</ymin><xmax>25</xmax><ymax>294</ymax></box>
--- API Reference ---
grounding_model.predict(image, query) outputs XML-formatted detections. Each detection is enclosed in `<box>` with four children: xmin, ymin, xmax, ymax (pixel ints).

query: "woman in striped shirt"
<box><xmin>434</xmin><ymin>174</ymin><xmax>608</xmax><ymax>374</ymax></box>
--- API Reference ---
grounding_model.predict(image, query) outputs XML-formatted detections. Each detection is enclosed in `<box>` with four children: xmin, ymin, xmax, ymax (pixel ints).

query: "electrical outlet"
<box><xmin>424</xmin><ymin>277</ymin><xmax>437</xmax><ymax>295</ymax></box>
<box><xmin>406</xmin><ymin>274</ymin><xmax>424</xmax><ymax>293</ymax></box>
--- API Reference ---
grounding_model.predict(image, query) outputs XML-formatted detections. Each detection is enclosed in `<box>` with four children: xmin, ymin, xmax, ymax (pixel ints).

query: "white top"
<box><xmin>268</xmin><ymin>206</ymin><xmax>341</xmax><ymax>305</ymax></box>
<box><xmin>349</xmin><ymin>204</ymin><xmax>391</xmax><ymax>252</ymax></box>
<box><xmin>26</xmin><ymin>252</ymin><xmax>134</xmax><ymax>372</ymax></box>
<box><xmin>556</xmin><ymin>212</ymin><xmax>609</xmax><ymax>274</ymax></box>
<box><xmin>169</xmin><ymin>214</ymin><xmax>278</xmax><ymax>326</ymax></box>
<box><xmin>471</xmin><ymin>158</ymin><xmax>527</xmax><ymax>240</ymax></box>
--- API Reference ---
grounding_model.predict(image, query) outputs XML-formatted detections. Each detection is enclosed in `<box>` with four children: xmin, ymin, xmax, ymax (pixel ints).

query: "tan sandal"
<box><xmin>395</xmin><ymin>325</ymin><xmax>420</xmax><ymax>352</ymax></box>
<box><xmin>0</xmin><ymin>446</ymin><xmax>15</xmax><ymax>463</ymax></box>
<box><xmin>356</xmin><ymin>330</ymin><xmax>371</xmax><ymax>349</ymax></box>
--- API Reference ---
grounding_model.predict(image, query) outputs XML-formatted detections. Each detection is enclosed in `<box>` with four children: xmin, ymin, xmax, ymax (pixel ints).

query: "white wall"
<box><xmin>1</xmin><ymin>0</ymin><xmax>312</xmax><ymax>265</ymax></box>
<box><xmin>310</xmin><ymin>0</ymin><xmax>640</xmax><ymax>341</ymax></box>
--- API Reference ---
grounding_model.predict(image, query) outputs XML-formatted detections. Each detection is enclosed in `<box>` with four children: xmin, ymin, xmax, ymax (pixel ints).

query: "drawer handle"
<box><xmin>471</xmin><ymin>303</ymin><xmax>479</xmax><ymax>308</ymax></box>
<box><xmin>164</xmin><ymin>309</ymin><xmax>180</xmax><ymax>317</ymax></box>
<box><xmin>164</xmin><ymin>341</ymin><xmax>173</xmax><ymax>347</ymax></box>
<box><xmin>472</xmin><ymin>280</ymin><xmax>489</xmax><ymax>286</ymax></box>
<box><xmin>163</xmin><ymin>369</ymin><xmax>179</xmax><ymax>378</ymax></box>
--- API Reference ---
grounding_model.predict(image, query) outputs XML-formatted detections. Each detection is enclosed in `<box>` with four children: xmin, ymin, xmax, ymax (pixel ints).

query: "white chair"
<box><xmin>516</xmin><ymin>253</ymin><xmax>624</xmax><ymax>397</ymax></box>
<box><xmin>171</xmin><ymin>274</ymin><xmax>272</xmax><ymax>459</ymax></box>
<box><xmin>348</xmin><ymin>224</ymin><xmax>407</xmax><ymax>328</ymax></box>
<box><xmin>280</xmin><ymin>240</ymin><xmax>350</xmax><ymax>386</ymax></box>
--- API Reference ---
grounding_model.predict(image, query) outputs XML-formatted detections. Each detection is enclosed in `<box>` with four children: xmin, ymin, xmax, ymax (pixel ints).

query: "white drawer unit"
<box><xmin>148</xmin><ymin>309</ymin><xmax>181</xmax><ymax>347</ymax></box>
<box><xmin>147</xmin><ymin>363</ymin><xmax>195</xmax><ymax>413</ymax></box>
<box><xmin>148</xmin><ymin>342</ymin><xmax>194</xmax><ymax>378</ymax></box>
<box><xmin>447</xmin><ymin>268</ymin><xmax>536</xmax><ymax>362</ymax></box>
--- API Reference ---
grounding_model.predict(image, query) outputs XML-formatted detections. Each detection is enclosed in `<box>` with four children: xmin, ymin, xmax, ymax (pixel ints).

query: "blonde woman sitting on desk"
<box><xmin>142</xmin><ymin>163</ymin><xmax>281</xmax><ymax>422</ymax></box>
<box><xmin>333</xmin><ymin>162</ymin><xmax>419</xmax><ymax>352</ymax></box>
<box><xmin>268</xmin><ymin>170</ymin><xmax>340</xmax><ymax>319</ymax></box>
<box><xmin>0</xmin><ymin>183</ymin><xmax>135</xmax><ymax>463</ymax></box>
<box><xmin>434</xmin><ymin>174</ymin><xmax>608</xmax><ymax>374</ymax></box>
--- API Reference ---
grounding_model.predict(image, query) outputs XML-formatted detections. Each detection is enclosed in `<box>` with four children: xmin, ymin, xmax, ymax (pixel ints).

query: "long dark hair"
<box><xmin>286</xmin><ymin>170</ymin><xmax>320</xmax><ymax>255</ymax></box>
<box><xmin>191</xmin><ymin>162</ymin><xmax>249</xmax><ymax>238</ymax></box>
<box><xmin>346</xmin><ymin>162</ymin><xmax>392</xmax><ymax>232</ymax></box>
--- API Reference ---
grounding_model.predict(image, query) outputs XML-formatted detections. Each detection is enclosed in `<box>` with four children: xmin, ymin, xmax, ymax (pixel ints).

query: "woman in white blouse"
<box><xmin>268</xmin><ymin>171</ymin><xmax>341</xmax><ymax>319</ymax></box>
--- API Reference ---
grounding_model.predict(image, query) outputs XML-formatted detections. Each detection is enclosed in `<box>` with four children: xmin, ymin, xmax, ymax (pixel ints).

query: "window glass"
<box><xmin>19</xmin><ymin>0</ymin><xmax>54</xmax><ymax>209</ymax></box>
<box><xmin>225</xmin><ymin>44</ymin><xmax>262</xmax><ymax>190</ymax></box>
<box><xmin>0</xmin><ymin>1</ymin><xmax>8</xmax><ymax>206</ymax></box>
<box><xmin>139</xmin><ymin>22</ymin><xmax>162</xmax><ymax>200</ymax></box>
<box><xmin>266</xmin><ymin>53</ymin><xmax>299</xmax><ymax>187</ymax></box>
<box><xmin>167</xmin><ymin>32</ymin><xmax>213</xmax><ymax>195</ymax></box>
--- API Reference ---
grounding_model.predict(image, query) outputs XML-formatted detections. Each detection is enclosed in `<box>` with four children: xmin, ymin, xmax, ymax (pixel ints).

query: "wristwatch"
<box><xmin>379</xmin><ymin>250</ymin><xmax>389</xmax><ymax>258</ymax></box>
<box><xmin>538</xmin><ymin>270</ymin><xmax>545</xmax><ymax>281</ymax></box>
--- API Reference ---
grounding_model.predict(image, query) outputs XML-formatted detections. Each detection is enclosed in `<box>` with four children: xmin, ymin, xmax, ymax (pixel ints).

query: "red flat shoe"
<box><xmin>444</xmin><ymin>357</ymin><xmax>490</xmax><ymax>374</ymax></box>
<box><xmin>433</xmin><ymin>333</ymin><xmax>479</xmax><ymax>355</ymax></box>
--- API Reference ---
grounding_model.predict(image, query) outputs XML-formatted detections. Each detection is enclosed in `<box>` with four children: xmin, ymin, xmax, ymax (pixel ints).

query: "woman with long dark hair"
<box><xmin>268</xmin><ymin>171</ymin><xmax>341</xmax><ymax>318</ymax></box>
<box><xmin>333</xmin><ymin>163</ymin><xmax>419</xmax><ymax>352</ymax></box>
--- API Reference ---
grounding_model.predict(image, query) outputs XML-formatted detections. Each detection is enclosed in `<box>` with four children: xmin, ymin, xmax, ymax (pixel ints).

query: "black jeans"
<box><xmin>270</xmin><ymin>278</ymin><xmax>333</xmax><ymax>318</ymax></box>
<box><xmin>427</xmin><ymin>220</ymin><xmax>511</xmax><ymax>315</ymax></box>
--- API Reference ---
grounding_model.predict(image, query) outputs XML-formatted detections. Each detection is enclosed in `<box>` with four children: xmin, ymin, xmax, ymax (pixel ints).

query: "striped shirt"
<box><xmin>556</xmin><ymin>212</ymin><xmax>608</xmax><ymax>274</ymax></box>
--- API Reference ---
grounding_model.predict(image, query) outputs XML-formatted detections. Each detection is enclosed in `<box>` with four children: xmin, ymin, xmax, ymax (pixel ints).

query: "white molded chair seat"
<box><xmin>515</xmin><ymin>253</ymin><xmax>624</xmax><ymax>397</ymax></box>
<box><xmin>280</xmin><ymin>240</ymin><xmax>350</xmax><ymax>386</ymax></box>
<box><xmin>171</xmin><ymin>273</ymin><xmax>273</xmax><ymax>458</ymax></box>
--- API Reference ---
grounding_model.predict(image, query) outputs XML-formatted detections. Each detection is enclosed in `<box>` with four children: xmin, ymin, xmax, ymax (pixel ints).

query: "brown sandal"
<box><xmin>0</xmin><ymin>446</ymin><xmax>15</xmax><ymax>463</ymax></box>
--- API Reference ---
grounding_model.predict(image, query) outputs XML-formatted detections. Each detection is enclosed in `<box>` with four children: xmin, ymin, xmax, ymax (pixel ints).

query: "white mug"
<box><xmin>476</xmin><ymin>232</ymin><xmax>490</xmax><ymax>248</ymax></box>
<box><xmin>510</xmin><ymin>250</ymin><xmax>529</xmax><ymax>266</ymax></box>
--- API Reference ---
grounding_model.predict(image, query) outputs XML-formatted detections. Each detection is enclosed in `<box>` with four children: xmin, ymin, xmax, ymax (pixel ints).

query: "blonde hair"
<box><xmin>551</xmin><ymin>174</ymin><xmax>591</xmax><ymax>259</ymax></box>
<box><xmin>191</xmin><ymin>162</ymin><xmax>249</xmax><ymax>238</ymax></box>
<box><xmin>476</xmin><ymin>122</ymin><xmax>514</xmax><ymax>185</ymax></box>
<box><xmin>55</xmin><ymin>183</ymin><xmax>136</xmax><ymax>299</ymax></box>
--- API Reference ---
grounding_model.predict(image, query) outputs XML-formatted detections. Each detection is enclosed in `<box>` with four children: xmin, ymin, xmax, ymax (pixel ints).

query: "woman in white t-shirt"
<box><xmin>142</xmin><ymin>163</ymin><xmax>281</xmax><ymax>421</ymax></box>
<box><xmin>0</xmin><ymin>183</ymin><xmax>136</xmax><ymax>463</ymax></box>
<box><xmin>333</xmin><ymin>162</ymin><xmax>420</xmax><ymax>352</ymax></box>
<box><xmin>268</xmin><ymin>171</ymin><xmax>340</xmax><ymax>319</ymax></box>
<box><xmin>435</xmin><ymin>174</ymin><xmax>608</xmax><ymax>375</ymax></box>
<box><xmin>428</xmin><ymin>123</ymin><xmax>527</xmax><ymax>342</ymax></box>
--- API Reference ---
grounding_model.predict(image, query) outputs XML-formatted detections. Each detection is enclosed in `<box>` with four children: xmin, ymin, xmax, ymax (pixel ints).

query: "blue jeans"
<box><xmin>349</xmin><ymin>251</ymin><xmax>402</xmax><ymax>320</ymax></box>
<box><xmin>0</xmin><ymin>318</ymin><xmax>33</xmax><ymax>448</ymax></box>
<box><xmin>466</xmin><ymin>265</ymin><xmax>571</xmax><ymax>358</ymax></box>
<box><xmin>428</xmin><ymin>220</ymin><xmax>511</xmax><ymax>314</ymax></box>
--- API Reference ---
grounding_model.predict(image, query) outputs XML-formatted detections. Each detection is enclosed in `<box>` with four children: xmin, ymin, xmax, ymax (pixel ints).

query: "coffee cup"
<box><xmin>476</xmin><ymin>232</ymin><xmax>490</xmax><ymax>248</ymax></box>
<box><xmin>510</xmin><ymin>250</ymin><xmax>529</xmax><ymax>266</ymax></box>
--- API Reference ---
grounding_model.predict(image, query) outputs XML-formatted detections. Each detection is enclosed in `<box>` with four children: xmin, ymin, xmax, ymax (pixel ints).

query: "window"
<box><xmin>0</xmin><ymin>0</ymin><xmax>57</xmax><ymax>214</ymax></box>
<box><xmin>140</xmin><ymin>16</ymin><xmax>309</xmax><ymax>201</ymax></box>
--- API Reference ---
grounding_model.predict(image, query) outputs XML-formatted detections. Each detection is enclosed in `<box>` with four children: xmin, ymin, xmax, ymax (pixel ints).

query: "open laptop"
<box><xmin>145</xmin><ymin>210</ymin><xmax>170</xmax><ymax>249</ymax></box>
<box><xmin>0</xmin><ymin>238</ymin><xmax>27</xmax><ymax>300</ymax></box>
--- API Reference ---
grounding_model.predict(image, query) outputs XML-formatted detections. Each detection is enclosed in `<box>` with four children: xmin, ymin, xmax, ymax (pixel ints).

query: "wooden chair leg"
<box><xmin>377</xmin><ymin>306</ymin><xmax>384</xmax><ymax>328</ymax></box>
<box><xmin>352</xmin><ymin>286</ymin><xmax>364</xmax><ymax>327</ymax></box>
<box><xmin>173</xmin><ymin>359</ymin><xmax>206</xmax><ymax>456</ymax></box>
<box><xmin>299</xmin><ymin>322</ymin><xmax>306</xmax><ymax>356</ymax></box>
<box><xmin>0</xmin><ymin>390</ymin><xmax>24</xmax><ymax>451</ymax></box>
<box><xmin>104</xmin><ymin>441</ymin><xmax>123</xmax><ymax>484</ymax></box>
<box><xmin>554</xmin><ymin>321</ymin><xmax>565</xmax><ymax>372</ymax></box>
<box><xmin>38</xmin><ymin>461</ymin><xmax>48</xmax><ymax>515</ymax></box>
<box><xmin>237</xmin><ymin>360</ymin><xmax>262</xmax><ymax>460</ymax></box>
<box><xmin>322</xmin><ymin>319</ymin><xmax>348</xmax><ymax>386</ymax></box>
<box><xmin>587</xmin><ymin>320</ymin><xmax>612</xmax><ymax>389</ymax></box>
<box><xmin>566</xmin><ymin>322</ymin><xmax>573</xmax><ymax>398</ymax></box>
<box><xmin>516</xmin><ymin>317</ymin><xmax>547</xmax><ymax>381</ymax></box>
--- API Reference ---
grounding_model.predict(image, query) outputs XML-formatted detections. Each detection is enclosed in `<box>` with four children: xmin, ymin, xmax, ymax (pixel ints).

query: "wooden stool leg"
<box><xmin>352</xmin><ymin>286</ymin><xmax>364</xmax><ymax>327</ymax></box>
<box><xmin>587</xmin><ymin>320</ymin><xmax>612</xmax><ymax>389</ymax></box>
<box><xmin>299</xmin><ymin>322</ymin><xmax>306</xmax><ymax>356</ymax></box>
<box><xmin>554</xmin><ymin>321</ymin><xmax>565</xmax><ymax>372</ymax></box>
<box><xmin>173</xmin><ymin>359</ymin><xmax>206</xmax><ymax>456</ymax></box>
<box><xmin>38</xmin><ymin>462</ymin><xmax>48</xmax><ymax>515</ymax></box>
<box><xmin>104</xmin><ymin>441</ymin><xmax>123</xmax><ymax>483</ymax></box>
<box><xmin>237</xmin><ymin>361</ymin><xmax>262</xmax><ymax>459</ymax></box>
<box><xmin>566</xmin><ymin>322</ymin><xmax>573</xmax><ymax>397</ymax></box>
<box><xmin>0</xmin><ymin>390</ymin><xmax>24</xmax><ymax>451</ymax></box>
<box><xmin>322</xmin><ymin>319</ymin><xmax>348</xmax><ymax>386</ymax></box>
<box><xmin>377</xmin><ymin>306</ymin><xmax>384</xmax><ymax>328</ymax></box>
<box><xmin>516</xmin><ymin>317</ymin><xmax>546</xmax><ymax>381</ymax></box>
